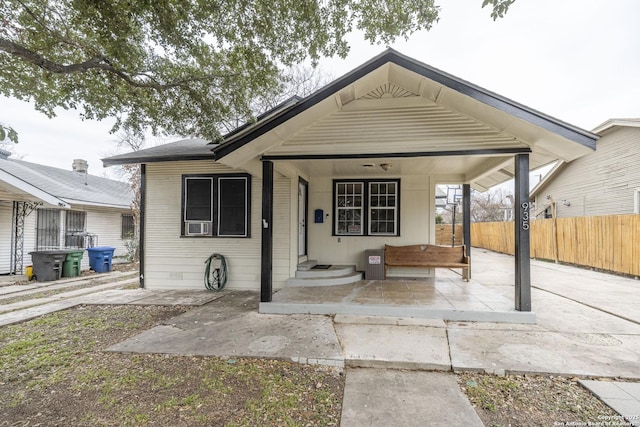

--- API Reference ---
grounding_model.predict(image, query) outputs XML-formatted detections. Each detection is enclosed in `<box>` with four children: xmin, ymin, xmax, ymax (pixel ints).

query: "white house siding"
<box><xmin>143</xmin><ymin>160</ymin><xmax>291</xmax><ymax>291</ymax></box>
<box><xmin>534</xmin><ymin>127</ymin><xmax>640</xmax><ymax>218</ymax></box>
<box><xmin>307</xmin><ymin>174</ymin><xmax>437</xmax><ymax>277</ymax></box>
<box><xmin>85</xmin><ymin>207</ymin><xmax>131</xmax><ymax>267</ymax></box>
<box><xmin>0</xmin><ymin>201</ymin><xmax>12</xmax><ymax>274</ymax></box>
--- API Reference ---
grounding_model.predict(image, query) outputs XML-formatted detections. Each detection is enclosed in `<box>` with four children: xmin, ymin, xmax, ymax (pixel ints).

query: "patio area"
<box><xmin>259</xmin><ymin>274</ymin><xmax>536</xmax><ymax>324</ymax></box>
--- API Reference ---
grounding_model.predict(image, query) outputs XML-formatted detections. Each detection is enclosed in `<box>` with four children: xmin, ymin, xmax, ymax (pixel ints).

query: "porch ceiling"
<box><xmin>214</xmin><ymin>50</ymin><xmax>597</xmax><ymax>190</ymax></box>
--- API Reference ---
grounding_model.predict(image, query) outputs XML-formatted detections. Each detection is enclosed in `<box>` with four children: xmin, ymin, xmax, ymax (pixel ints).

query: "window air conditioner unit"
<box><xmin>186</xmin><ymin>222</ymin><xmax>210</xmax><ymax>236</ymax></box>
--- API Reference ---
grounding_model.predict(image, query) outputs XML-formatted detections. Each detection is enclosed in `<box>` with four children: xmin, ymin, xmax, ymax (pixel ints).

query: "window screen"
<box><xmin>218</xmin><ymin>177</ymin><xmax>248</xmax><ymax>236</ymax></box>
<box><xmin>185</xmin><ymin>178</ymin><xmax>213</xmax><ymax>222</ymax></box>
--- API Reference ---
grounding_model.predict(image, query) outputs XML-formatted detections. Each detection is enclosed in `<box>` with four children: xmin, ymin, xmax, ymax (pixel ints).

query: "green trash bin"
<box><xmin>62</xmin><ymin>250</ymin><xmax>84</xmax><ymax>278</ymax></box>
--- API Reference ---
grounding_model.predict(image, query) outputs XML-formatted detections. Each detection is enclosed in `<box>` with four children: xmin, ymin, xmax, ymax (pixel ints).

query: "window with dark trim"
<box><xmin>181</xmin><ymin>174</ymin><xmax>251</xmax><ymax>237</ymax></box>
<box><xmin>333</xmin><ymin>179</ymin><xmax>400</xmax><ymax>236</ymax></box>
<box><xmin>121</xmin><ymin>214</ymin><xmax>135</xmax><ymax>239</ymax></box>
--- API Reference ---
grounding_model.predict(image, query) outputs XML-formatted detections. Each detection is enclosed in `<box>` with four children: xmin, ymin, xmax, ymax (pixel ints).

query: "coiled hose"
<box><xmin>204</xmin><ymin>253</ymin><xmax>227</xmax><ymax>291</ymax></box>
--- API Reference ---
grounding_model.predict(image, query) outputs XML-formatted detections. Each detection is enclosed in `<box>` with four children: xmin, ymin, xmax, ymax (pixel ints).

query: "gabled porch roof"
<box><xmin>213</xmin><ymin>49</ymin><xmax>597</xmax><ymax>189</ymax></box>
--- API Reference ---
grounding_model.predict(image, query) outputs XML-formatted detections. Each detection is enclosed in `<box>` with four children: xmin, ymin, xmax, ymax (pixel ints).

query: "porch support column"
<box><xmin>462</xmin><ymin>184</ymin><xmax>471</xmax><ymax>279</ymax></box>
<box><xmin>139</xmin><ymin>164</ymin><xmax>146</xmax><ymax>289</ymax></box>
<box><xmin>514</xmin><ymin>154</ymin><xmax>531</xmax><ymax>311</ymax></box>
<box><xmin>261</xmin><ymin>160</ymin><xmax>274</xmax><ymax>303</ymax></box>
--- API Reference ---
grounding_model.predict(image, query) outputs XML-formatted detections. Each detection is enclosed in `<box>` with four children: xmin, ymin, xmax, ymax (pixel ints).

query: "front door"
<box><xmin>298</xmin><ymin>180</ymin><xmax>308</xmax><ymax>257</ymax></box>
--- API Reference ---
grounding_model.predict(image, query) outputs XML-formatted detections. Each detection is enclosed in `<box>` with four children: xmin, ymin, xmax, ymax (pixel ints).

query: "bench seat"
<box><xmin>384</xmin><ymin>244</ymin><xmax>470</xmax><ymax>281</ymax></box>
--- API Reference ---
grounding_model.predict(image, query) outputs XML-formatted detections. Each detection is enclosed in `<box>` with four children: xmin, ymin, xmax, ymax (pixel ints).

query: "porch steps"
<box><xmin>287</xmin><ymin>264</ymin><xmax>363</xmax><ymax>287</ymax></box>
<box><xmin>296</xmin><ymin>260</ymin><xmax>318</xmax><ymax>271</ymax></box>
<box><xmin>296</xmin><ymin>265</ymin><xmax>356</xmax><ymax>278</ymax></box>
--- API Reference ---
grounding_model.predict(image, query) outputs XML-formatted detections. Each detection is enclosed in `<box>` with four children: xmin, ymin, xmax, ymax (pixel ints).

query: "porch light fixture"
<box><xmin>380</xmin><ymin>163</ymin><xmax>392</xmax><ymax>171</ymax></box>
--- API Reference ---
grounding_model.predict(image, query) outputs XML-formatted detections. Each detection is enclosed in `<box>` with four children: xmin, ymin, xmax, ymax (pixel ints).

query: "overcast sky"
<box><xmin>1</xmin><ymin>0</ymin><xmax>638</xmax><ymax>179</ymax></box>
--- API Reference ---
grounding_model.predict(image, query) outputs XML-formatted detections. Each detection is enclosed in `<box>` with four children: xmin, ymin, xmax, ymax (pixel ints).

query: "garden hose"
<box><xmin>204</xmin><ymin>253</ymin><xmax>228</xmax><ymax>291</ymax></box>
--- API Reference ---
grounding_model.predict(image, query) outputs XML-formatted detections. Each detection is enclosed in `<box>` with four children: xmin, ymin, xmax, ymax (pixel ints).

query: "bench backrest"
<box><xmin>384</xmin><ymin>244</ymin><xmax>467</xmax><ymax>264</ymax></box>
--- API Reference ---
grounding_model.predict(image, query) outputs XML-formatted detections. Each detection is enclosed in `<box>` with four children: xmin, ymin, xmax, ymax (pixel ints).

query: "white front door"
<box><xmin>298</xmin><ymin>180</ymin><xmax>307</xmax><ymax>257</ymax></box>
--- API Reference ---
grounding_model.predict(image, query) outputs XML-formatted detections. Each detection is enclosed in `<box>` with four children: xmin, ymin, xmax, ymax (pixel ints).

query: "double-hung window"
<box><xmin>333</xmin><ymin>179</ymin><xmax>400</xmax><ymax>236</ymax></box>
<box><xmin>182</xmin><ymin>174</ymin><xmax>251</xmax><ymax>237</ymax></box>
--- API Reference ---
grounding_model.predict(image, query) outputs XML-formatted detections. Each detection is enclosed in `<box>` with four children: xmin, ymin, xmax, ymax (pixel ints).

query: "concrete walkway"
<box><xmin>2</xmin><ymin>250</ymin><xmax>640</xmax><ymax>425</ymax></box>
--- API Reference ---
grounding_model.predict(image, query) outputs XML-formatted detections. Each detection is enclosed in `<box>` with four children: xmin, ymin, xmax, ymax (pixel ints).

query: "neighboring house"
<box><xmin>531</xmin><ymin>119</ymin><xmax>640</xmax><ymax>218</ymax></box>
<box><xmin>103</xmin><ymin>49</ymin><xmax>597</xmax><ymax>311</ymax></box>
<box><xmin>0</xmin><ymin>152</ymin><xmax>134</xmax><ymax>275</ymax></box>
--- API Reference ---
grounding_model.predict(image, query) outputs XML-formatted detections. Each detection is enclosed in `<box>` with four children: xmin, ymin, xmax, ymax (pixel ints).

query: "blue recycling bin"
<box><xmin>86</xmin><ymin>246</ymin><xmax>116</xmax><ymax>273</ymax></box>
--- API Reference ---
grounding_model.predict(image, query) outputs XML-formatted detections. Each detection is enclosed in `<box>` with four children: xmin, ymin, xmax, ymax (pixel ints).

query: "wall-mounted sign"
<box><xmin>368</xmin><ymin>255</ymin><xmax>381</xmax><ymax>265</ymax></box>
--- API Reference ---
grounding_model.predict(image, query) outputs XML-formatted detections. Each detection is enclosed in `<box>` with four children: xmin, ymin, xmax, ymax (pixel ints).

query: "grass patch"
<box><xmin>0</xmin><ymin>305</ymin><xmax>343</xmax><ymax>426</ymax></box>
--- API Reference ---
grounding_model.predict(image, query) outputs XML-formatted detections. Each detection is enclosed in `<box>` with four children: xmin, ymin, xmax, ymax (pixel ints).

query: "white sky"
<box><xmin>1</xmin><ymin>0</ymin><xmax>638</xmax><ymax>179</ymax></box>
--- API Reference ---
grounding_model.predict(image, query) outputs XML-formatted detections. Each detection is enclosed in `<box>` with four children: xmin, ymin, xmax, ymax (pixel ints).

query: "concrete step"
<box><xmin>296</xmin><ymin>260</ymin><xmax>318</xmax><ymax>271</ymax></box>
<box><xmin>286</xmin><ymin>271</ymin><xmax>363</xmax><ymax>287</ymax></box>
<box><xmin>295</xmin><ymin>265</ymin><xmax>355</xmax><ymax>278</ymax></box>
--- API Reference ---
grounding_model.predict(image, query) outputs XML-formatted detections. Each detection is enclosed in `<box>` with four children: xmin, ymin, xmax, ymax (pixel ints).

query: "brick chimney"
<box><xmin>72</xmin><ymin>159</ymin><xmax>89</xmax><ymax>185</ymax></box>
<box><xmin>72</xmin><ymin>159</ymin><xmax>88</xmax><ymax>173</ymax></box>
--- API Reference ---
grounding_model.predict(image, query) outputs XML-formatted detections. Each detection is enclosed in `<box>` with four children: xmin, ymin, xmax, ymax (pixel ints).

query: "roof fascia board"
<box><xmin>102</xmin><ymin>153</ymin><xmax>215</xmax><ymax>167</ymax></box>
<box><xmin>61</xmin><ymin>198</ymin><xmax>132</xmax><ymax>209</ymax></box>
<box><xmin>592</xmin><ymin>118</ymin><xmax>640</xmax><ymax>135</ymax></box>
<box><xmin>214</xmin><ymin>49</ymin><xmax>597</xmax><ymax>160</ymax></box>
<box><xmin>261</xmin><ymin>147</ymin><xmax>531</xmax><ymax>161</ymax></box>
<box><xmin>0</xmin><ymin>169</ymin><xmax>70</xmax><ymax>208</ymax></box>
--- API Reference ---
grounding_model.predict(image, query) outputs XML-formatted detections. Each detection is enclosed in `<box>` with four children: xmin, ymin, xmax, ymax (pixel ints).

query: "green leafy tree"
<box><xmin>1</xmin><ymin>0</ymin><xmax>514</xmax><ymax>141</ymax></box>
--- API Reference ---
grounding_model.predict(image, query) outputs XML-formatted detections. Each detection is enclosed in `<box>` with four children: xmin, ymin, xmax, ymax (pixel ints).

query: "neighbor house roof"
<box><xmin>0</xmin><ymin>154</ymin><xmax>133</xmax><ymax>209</ymax></box>
<box><xmin>530</xmin><ymin>118</ymin><xmax>640</xmax><ymax>199</ymax></box>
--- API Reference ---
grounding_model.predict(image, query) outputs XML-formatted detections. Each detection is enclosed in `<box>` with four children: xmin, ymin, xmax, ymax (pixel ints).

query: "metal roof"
<box><xmin>0</xmin><ymin>157</ymin><xmax>133</xmax><ymax>208</ymax></box>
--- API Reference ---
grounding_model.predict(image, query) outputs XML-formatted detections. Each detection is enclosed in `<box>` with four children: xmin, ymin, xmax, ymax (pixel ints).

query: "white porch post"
<box><xmin>514</xmin><ymin>154</ymin><xmax>531</xmax><ymax>311</ymax></box>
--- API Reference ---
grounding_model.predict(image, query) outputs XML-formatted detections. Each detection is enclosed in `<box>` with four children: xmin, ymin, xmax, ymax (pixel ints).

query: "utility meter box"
<box><xmin>364</xmin><ymin>249</ymin><xmax>385</xmax><ymax>280</ymax></box>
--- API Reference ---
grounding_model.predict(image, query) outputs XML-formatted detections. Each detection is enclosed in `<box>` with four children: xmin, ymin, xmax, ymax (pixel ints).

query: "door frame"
<box><xmin>298</xmin><ymin>178</ymin><xmax>308</xmax><ymax>258</ymax></box>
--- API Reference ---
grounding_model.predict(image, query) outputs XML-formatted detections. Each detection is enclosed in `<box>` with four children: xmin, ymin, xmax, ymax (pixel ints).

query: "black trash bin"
<box><xmin>29</xmin><ymin>250</ymin><xmax>72</xmax><ymax>282</ymax></box>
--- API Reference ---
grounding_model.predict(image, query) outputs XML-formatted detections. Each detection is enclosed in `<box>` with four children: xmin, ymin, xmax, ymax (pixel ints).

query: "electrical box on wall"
<box><xmin>314</xmin><ymin>209</ymin><xmax>324</xmax><ymax>223</ymax></box>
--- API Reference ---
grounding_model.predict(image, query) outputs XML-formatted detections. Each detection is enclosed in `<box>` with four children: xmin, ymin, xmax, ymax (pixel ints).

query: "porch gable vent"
<box><xmin>360</xmin><ymin>82</ymin><xmax>418</xmax><ymax>100</ymax></box>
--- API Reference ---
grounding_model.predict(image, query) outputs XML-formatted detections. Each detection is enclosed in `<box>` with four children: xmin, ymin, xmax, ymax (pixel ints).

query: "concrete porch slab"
<box><xmin>261</xmin><ymin>278</ymin><xmax>536</xmax><ymax>324</ymax></box>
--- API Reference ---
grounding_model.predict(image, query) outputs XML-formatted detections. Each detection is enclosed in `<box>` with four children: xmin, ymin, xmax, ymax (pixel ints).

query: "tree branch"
<box><xmin>0</xmin><ymin>37</ymin><xmax>231</xmax><ymax>90</ymax></box>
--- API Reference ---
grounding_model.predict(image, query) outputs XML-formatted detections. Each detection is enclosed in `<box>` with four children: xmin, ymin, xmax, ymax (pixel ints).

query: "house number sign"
<box><xmin>521</xmin><ymin>202</ymin><xmax>530</xmax><ymax>230</ymax></box>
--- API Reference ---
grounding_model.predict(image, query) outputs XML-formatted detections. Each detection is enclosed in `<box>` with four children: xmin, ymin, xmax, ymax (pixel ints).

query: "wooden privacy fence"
<box><xmin>435</xmin><ymin>224</ymin><xmax>463</xmax><ymax>246</ymax></box>
<box><xmin>468</xmin><ymin>215</ymin><xmax>640</xmax><ymax>277</ymax></box>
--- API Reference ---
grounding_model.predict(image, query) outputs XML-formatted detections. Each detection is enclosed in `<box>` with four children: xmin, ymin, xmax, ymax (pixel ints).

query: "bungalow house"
<box><xmin>0</xmin><ymin>152</ymin><xmax>134</xmax><ymax>275</ymax></box>
<box><xmin>531</xmin><ymin>118</ymin><xmax>640</xmax><ymax>218</ymax></box>
<box><xmin>103</xmin><ymin>49</ymin><xmax>598</xmax><ymax>312</ymax></box>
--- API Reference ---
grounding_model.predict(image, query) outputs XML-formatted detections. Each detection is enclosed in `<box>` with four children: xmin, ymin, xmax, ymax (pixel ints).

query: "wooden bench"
<box><xmin>384</xmin><ymin>244</ymin><xmax>470</xmax><ymax>281</ymax></box>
